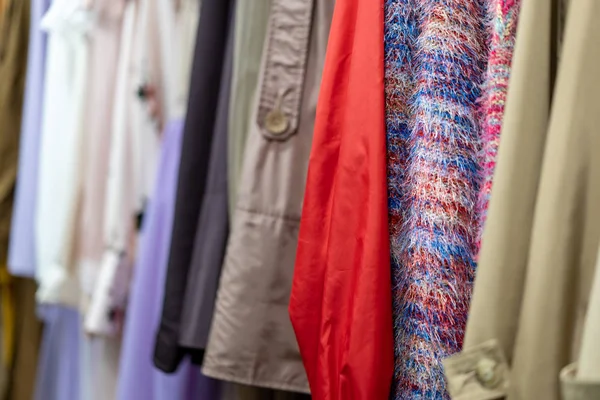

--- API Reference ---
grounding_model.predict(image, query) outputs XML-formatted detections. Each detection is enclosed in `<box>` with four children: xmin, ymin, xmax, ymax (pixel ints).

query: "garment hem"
<box><xmin>201</xmin><ymin>366</ymin><xmax>311</xmax><ymax>394</ymax></box>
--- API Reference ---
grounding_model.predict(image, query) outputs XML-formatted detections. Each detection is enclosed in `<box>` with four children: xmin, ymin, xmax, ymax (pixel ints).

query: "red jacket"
<box><xmin>288</xmin><ymin>0</ymin><xmax>394</xmax><ymax>398</ymax></box>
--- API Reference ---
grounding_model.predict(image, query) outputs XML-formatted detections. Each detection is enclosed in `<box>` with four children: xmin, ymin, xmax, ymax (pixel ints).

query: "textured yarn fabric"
<box><xmin>476</xmin><ymin>0</ymin><xmax>521</xmax><ymax>248</ymax></box>
<box><xmin>385</xmin><ymin>0</ymin><xmax>488</xmax><ymax>398</ymax></box>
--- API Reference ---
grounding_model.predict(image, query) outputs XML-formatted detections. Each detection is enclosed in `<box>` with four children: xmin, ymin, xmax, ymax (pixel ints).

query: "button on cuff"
<box><xmin>443</xmin><ymin>339</ymin><xmax>510</xmax><ymax>400</ymax></box>
<box><xmin>476</xmin><ymin>357</ymin><xmax>501</xmax><ymax>389</ymax></box>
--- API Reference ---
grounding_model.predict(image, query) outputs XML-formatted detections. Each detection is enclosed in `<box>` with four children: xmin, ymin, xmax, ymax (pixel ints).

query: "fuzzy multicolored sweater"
<box><xmin>385</xmin><ymin>0</ymin><xmax>520</xmax><ymax>398</ymax></box>
<box><xmin>476</xmin><ymin>0</ymin><xmax>521</xmax><ymax>249</ymax></box>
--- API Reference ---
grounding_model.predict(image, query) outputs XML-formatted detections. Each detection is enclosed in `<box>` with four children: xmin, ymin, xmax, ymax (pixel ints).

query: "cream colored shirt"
<box><xmin>36</xmin><ymin>0</ymin><xmax>93</xmax><ymax>306</ymax></box>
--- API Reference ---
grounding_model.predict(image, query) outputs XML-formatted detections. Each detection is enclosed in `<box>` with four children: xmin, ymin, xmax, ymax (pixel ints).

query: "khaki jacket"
<box><xmin>444</xmin><ymin>0</ymin><xmax>600</xmax><ymax>399</ymax></box>
<box><xmin>201</xmin><ymin>0</ymin><xmax>334</xmax><ymax>393</ymax></box>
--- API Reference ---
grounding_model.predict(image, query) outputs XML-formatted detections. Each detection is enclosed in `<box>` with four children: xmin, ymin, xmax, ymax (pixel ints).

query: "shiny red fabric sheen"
<box><xmin>288</xmin><ymin>0</ymin><xmax>394</xmax><ymax>399</ymax></box>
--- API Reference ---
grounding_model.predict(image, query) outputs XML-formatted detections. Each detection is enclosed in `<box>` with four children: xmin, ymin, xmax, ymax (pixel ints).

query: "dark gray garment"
<box><xmin>153</xmin><ymin>0</ymin><xmax>234</xmax><ymax>373</ymax></box>
<box><xmin>178</xmin><ymin>10</ymin><xmax>234</xmax><ymax>351</ymax></box>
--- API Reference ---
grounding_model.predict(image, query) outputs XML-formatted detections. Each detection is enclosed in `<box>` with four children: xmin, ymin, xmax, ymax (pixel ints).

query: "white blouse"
<box><xmin>36</xmin><ymin>0</ymin><xmax>94</xmax><ymax>307</ymax></box>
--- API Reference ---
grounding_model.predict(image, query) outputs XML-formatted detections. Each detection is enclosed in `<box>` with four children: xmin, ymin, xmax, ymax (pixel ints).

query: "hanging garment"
<box><xmin>202</xmin><ymin>0</ymin><xmax>334</xmax><ymax>393</ymax></box>
<box><xmin>288</xmin><ymin>0</ymin><xmax>394</xmax><ymax>397</ymax></box>
<box><xmin>84</xmin><ymin>0</ymin><xmax>161</xmax><ymax>336</ymax></box>
<box><xmin>117</xmin><ymin>119</ymin><xmax>219</xmax><ymax>400</ymax></box>
<box><xmin>560</xmin><ymin>244</ymin><xmax>600</xmax><ymax>399</ymax></box>
<box><xmin>443</xmin><ymin>0</ymin><xmax>600</xmax><ymax>399</ymax></box>
<box><xmin>386</xmin><ymin>0</ymin><xmax>488</xmax><ymax>397</ymax></box>
<box><xmin>84</xmin><ymin>0</ymin><xmax>189</xmax><ymax>336</ymax></box>
<box><xmin>118</xmin><ymin>0</ymin><xmax>201</xmax><ymax>395</ymax></box>
<box><xmin>475</xmin><ymin>0</ymin><xmax>521</xmax><ymax>247</ymax></box>
<box><xmin>0</xmin><ymin>0</ymin><xmax>29</xmax><ymax>267</ymax></box>
<box><xmin>7</xmin><ymin>0</ymin><xmax>51</xmax><ymax>278</ymax></box>
<box><xmin>4</xmin><ymin>278</ymin><xmax>42</xmax><ymax>400</ymax></box>
<box><xmin>177</xmin><ymin>8</ymin><xmax>233</xmax><ymax>355</ymax></box>
<box><xmin>76</xmin><ymin>0</ymin><xmax>124</xmax><ymax>306</ymax></box>
<box><xmin>444</xmin><ymin>0</ymin><xmax>559</xmax><ymax>394</ymax></box>
<box><xmin>0</xmin><ymin>5</ymin><xmax>42</xmax><ymax>400</ymax></box>
<box><xmin>153</xmin><ymin>0</ymin><xmax>233</xmax><ymax>372</ymax></box>
<box><xmin>0</xmin><ymin>0</ymin><xmax>31</xmax><ymax>394</ymax></box>
<box><xmin>226</xmin><ymin>0</ymin><xmax>270</xmax><ymax>218</ymax></box>
<box><xmin>71</xmin><ymin>0</ymin><xmax>137</xmax><ymax>391</ymax></box>
<box><xmin>35</xmin><ymin>0</ymin><xmax>93</xmax><ymax>306</ymax></box>
<box><xmin>33</xmin><ymin>306</ymin><xmax>81</xmax><ymax>400</ymax></box>
<box><xmin>383</xmin><ymin>2</ymin><xmax>420</xmax><ymax>396</ymax></box>
<box><xmin>226</xmin><ymin>4</ymin><xmax>312</xmax><ymax>398</ymax></box>
<box><xmin>83</xmin><ymin>0</ymin><xmax>138</xmax><ymax>335</ymax></box>
<box><xmin>0</xmin><ymin>10</ymin><xmax>29</xmax><ymax>374</ymax></box>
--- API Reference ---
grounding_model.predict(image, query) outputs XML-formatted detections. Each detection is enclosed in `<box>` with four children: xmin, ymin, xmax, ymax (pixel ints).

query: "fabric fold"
<box><xmin>289</xmin><ymin>0</ymin><xmax>394</xmax><ymax>397</ymax></box>
<box><xmin>7</xmin><ymin>0</ymin><xmax>50</xmax><ymax>278</ymax></box>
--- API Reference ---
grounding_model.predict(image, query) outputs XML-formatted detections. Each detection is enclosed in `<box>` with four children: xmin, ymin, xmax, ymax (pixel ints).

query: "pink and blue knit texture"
<box><xmin>476</xmin><ymin>0</ymin><xmax>520</xmax><ymax>249</ymax></box>
<box><xmin>385</xmin><ymin>0</ymin><xmax>520</xmax><ymax>398</ymax></box>
<box><xmin>385</xmin><ymin>0</ymin><xmax>487</xmax><ymax>398</ymax></box>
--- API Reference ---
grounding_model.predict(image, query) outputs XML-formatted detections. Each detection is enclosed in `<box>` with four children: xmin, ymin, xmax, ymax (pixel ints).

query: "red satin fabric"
<box><xmin>288</xmin><ymin>0</ymin><xmax>394</xmax><ymax>398</ymax></box>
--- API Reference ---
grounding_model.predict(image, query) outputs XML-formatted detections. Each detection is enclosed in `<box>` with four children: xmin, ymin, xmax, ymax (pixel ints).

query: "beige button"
<box><xmin>475</xmin><ymin>357</ymin><xmax>501</xmax><ymax>388</ymax></box>
<box><xmin>265</xmin><ymin>109</ymin><xmax>289</xmax><ymax>135</ymax></box>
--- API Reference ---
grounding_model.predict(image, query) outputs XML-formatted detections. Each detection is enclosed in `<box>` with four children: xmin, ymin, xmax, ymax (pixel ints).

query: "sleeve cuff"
<box><xmin>152</xmin><ymin>329</ymin><xmax>186</xmax><ymax>373</ymax></box>
<box><xmin>561</xmin><ymin>363</ymin><xmax>600</xmax><ymax>400</ymax></box>
<box><xmin>35</xmin><ymin>264</ymin><xmax>81</xmax><ymax>308</ymax></box>
<box><xmin>83</xmin><ymin>249</ymin><xmax>131</xmax><ymax>336</ymax></box>
<box><xmin>443</xmin><ymin>339</ymin><xmax>510</xmax><ymax>400</ymax></box>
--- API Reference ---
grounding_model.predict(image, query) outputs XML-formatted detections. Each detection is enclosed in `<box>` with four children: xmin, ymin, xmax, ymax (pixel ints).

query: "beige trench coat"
<box><xmin>201</xmin><ymin>0</ymin><xmax>334</xmax><ymax>393</ymax></box>
<box><xmin>443</xmin><ymin>0</ymin><xmax>600</xmax><ymax>399</ymax></box>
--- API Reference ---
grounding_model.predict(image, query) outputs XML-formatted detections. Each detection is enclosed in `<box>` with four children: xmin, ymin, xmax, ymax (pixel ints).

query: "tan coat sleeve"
<box><xmin>444</xmin><ymin>0</ymin><xmax>600</xmax><ymax>399</ymax></box>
